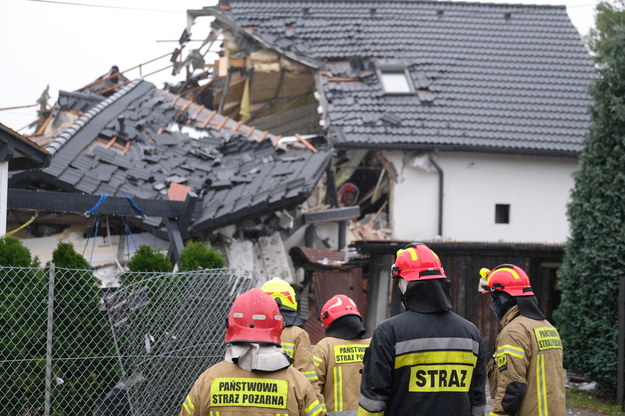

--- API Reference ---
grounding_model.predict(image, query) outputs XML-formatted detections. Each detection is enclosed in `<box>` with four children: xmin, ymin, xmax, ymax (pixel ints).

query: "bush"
<box><xmin>120</xmin><ymin>245</ymin><xmax>173</xmax><ymax>286</ymax></box>
<box><xmin>127</xmin><ymin>245</ymin><xmax>173</xmax><ymax>273</ymax></box>
<box><xmin>0</xmin><ymin>237</ymin><xmax>47</xmax><ymax>414</ymax></box>
<box><xmin>0</xmin><ymin>236</ymin><xmax>33</xmax><ymax>266</ymax></box>
<box><xmin>178</xmin><ymin>241</ymin><xmax>225</xmax><ymax>271</ymax></box>
<box><xmin>47</xmin><ymin>242</ymin><xmax>120</xmax><ymax>415</ymax></box>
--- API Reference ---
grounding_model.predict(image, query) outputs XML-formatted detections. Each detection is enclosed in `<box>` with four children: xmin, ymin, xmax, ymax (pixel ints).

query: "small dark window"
<box><xmin>495</xmin><ymin>204</ymin><xmax>510</xmax><ymax>224</ymax></box>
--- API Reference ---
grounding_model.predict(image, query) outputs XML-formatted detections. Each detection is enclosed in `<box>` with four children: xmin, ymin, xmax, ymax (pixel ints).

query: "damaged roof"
<box><xmin>11</xmin><ymin>78</ymin><xmax>331</xmax><ymax>234</ymax></box>
<box><xmin>210</xmin><ymin>0</ymin><xmax>596</xmax><ymax>155</ymax></box>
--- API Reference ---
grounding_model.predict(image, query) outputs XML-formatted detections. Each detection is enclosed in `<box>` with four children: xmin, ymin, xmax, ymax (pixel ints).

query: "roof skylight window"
<box><xmin>377</xmin><ymin>65</ymin><xmax>414</xmax><ymax>95</ymax></box>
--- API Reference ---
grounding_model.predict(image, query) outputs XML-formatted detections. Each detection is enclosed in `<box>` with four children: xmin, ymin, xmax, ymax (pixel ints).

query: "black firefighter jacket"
<box><xmin>357</xmin><ymin>309</ymin><xmax>487</xmax><ymax>416</ymax></box>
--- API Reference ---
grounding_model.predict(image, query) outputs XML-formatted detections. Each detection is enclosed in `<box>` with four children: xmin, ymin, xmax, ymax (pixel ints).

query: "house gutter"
<box><xmin>428</xmin><ymin>151</ymin><xmax>444</xmax><ymax>238</ymax></box>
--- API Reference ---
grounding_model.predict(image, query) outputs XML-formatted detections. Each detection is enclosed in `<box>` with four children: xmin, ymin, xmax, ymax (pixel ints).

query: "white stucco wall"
<box><xmin>390</xmin><ymin>151</ymin><xmax>577</xmax><ymax>243</ymax></box>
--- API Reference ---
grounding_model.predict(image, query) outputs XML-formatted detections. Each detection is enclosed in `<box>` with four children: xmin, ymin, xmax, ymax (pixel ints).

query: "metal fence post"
<box><xmin>44</xmin><ymin>263</ymin><xmax>55</xmax><ymax>416</ymax></box>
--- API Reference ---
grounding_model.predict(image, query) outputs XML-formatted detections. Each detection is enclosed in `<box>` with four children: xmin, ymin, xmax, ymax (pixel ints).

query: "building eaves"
<box><xmin>0</xmin><ymin>123</ymin><xmax>50</xmax><ymax>171</ymax></box>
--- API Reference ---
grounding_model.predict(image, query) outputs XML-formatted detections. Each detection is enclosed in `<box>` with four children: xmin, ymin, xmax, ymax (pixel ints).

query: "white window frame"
<box><xmin>377</xmin><ymin>64</ymin><xmax>415</xmax><ymax>95</ymax></box>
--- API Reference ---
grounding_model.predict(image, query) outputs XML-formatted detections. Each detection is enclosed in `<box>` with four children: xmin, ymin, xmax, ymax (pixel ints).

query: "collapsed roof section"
<box><xmin>188</xmin><ymin>0</ymin><xmax>595</xmax><ymax>156</ymax></box>
<box><xmin>10</xmin><ymin>77</ymin><xmax>331</xmax><ymax>236</ymax></box>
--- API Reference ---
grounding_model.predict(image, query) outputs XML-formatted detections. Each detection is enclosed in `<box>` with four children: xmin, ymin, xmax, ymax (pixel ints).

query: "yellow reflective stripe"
<box><xmin>537</xmin><ymin>354</ymin><xmax>548</xmax><ymax>416</ymax></box>
<box><xmin>313</xmin><ymin>355</ymin><xmax>322</xmax><ymax>367</ymax></box>
<box><xmin>182</xmin><ymin>395</ymin><xmax>195</xmax><ymax>414</ymax></box>
<box><xmin>305</xmin><ymin>399</ymin><xmax>323</xmax><ymax>416</ymax></box>
<box><xmin>357</xmin><ymin>406</ymin><xmax>384</xmax><ymax>416</ymax></box>
<box><xmin>394</xmin><ymin>350</ymin><xmax>477</xmax><ymax>369</ymax></box>
<box><xmin>496</xmin><ymin>344</ymin><xmax>525</xmax><ymax>358</ymax></box>
<box><xmin>302</xmin><ymin>371</ymin><xmax>318</xmax><ymax>381</ymax></box>
<box><xmin>210</xmin><ymin>412</ymin><xmax>220</xmax><ymax>416</ymax></box>
<box><xmin>276</xmin><ymin>413</ymin><xmax>289</xmax><ymax>416</ymax></box>
<box><xmin>333</xmin><ymin>366</ymin><xmax>344</xmax><ymax>411</ymax></box>
<box><xmin>282</xmin><ymin>342</ymin><xmax>295</xmax><ymax>358</ymax></box>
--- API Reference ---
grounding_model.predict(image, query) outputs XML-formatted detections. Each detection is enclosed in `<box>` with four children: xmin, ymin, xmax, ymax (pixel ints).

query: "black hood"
<box><xmin>517</xmin><ymin>295</ymin><xmax>545</xmax><ymax>320</ymax></box>
<box><xmin>279</xmin><ymin>306</ymin><xmax>305</xmax><ymax>327</ymax></box>
<box><xmin>402</xmin><ymin>279</ymin><xmax>452</xmax><ymax>313</ymax></box>
<box><xmin>325</xmin><ymin>315</ymin><xmax>368</xmax><ymax>339</ymax></box>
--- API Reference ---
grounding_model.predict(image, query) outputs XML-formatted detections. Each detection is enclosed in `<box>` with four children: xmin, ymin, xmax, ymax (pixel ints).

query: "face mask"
<box><xmin>490</xmin><ymin>291</ymin><xmax>516</xmax><ymax>319</ymax></box>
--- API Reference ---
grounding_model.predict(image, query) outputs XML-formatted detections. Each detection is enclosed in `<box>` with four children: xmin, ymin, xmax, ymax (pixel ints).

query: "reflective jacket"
<box><xmin>357</xmin><ymin>310</ymin><xmax>487</xmax><ymax>416</ymax></box>
<box><xmin>180</xmin><ymin>361</ymin><xmax>326</xmax><ymax>416</ymax></box>
<box><xmin>488</xmin><ymin>306</ymin><xmax>565</xmax><ymax>416</ymax></box>
<box><xmin>313</xmin><ymin>336</ymin><xmax>371</xmax><ymax>416</ymax></box>
<box><xmin>282</xmin><ymin>326</ymin><xmax>321</xmax><ymax>393</ymax></box>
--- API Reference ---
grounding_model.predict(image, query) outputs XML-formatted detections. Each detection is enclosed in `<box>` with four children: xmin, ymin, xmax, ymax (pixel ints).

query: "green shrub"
<box><xmin>51</xmin><ymin>241</ymin><xmax>91</xmax><ymax>269</ymax></box>
<box><xmin>127</xmin><ymin>245</ymin><xmax>173</xmax><ymax>273</ymax></box>
<box><xmin>178</xmin><ymin>241</ymin><xmax>225</xmax><ymax>271</ymax></box>
<box><xmin>0</xmin><ymin>236</ymin><xmax>33</xmax><ymax>267</ymax></box>
<box><xmin>0</xmin><ymin>237</ymin><xmax>46</xmax><ymax>414</ymax></box>
<box><xmin>47</xmin><ymin>241</ymin><xmax>119</xmax><ymax>415</ymax></box>
<box><xmin>120</xmin><ymin>245</ymin><xmax>173</xmax><ymax>286</ymax></box>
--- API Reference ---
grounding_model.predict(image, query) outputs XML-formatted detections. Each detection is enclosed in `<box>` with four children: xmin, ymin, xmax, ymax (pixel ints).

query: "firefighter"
<box><xmin>479</xmin><ymin>264</ymin><xmax>565</xmax><ymax>416</ymax></box>
<box><xmin>179</xmin><ymin>288</ymin><xmax>326</xmax><ymax>416</ymax></box>
<box><xmin>261</xmin><ymin>277</ymin><xmax>321</xmax><ymax>394</ymax></box>
<box><xmin>358</xmin><ymin>243</ymin><xmax>487</xmax><ymax>416</ymax></box>
<box><xmin>313</xmin><ymin>294</ymin><xmax>371</xmax><ymax>416</ymax></box>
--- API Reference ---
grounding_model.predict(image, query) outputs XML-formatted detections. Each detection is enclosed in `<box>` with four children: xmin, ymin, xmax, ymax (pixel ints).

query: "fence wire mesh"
<box><xmin>0</xmin><ymin>265</ymin><xmax>257</xmax><ymax>416</ymax></box>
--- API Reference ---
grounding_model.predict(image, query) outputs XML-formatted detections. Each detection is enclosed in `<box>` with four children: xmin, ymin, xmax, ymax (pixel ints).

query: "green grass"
<box><xmin>567</xmin><ymin>387</ymin><xmax>624</xmax><ymax>415</ymax></box>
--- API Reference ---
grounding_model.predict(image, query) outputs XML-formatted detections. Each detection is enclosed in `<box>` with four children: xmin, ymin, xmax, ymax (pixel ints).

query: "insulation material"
<box><xmin>250</xmin><ymin>49</ymin><xmax>281</xmax><ymax>72</ymax></box>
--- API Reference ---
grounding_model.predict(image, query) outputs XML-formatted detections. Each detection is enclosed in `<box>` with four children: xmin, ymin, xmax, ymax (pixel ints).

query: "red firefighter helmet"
<box><xmin>479</xmin><ymin>264</ymin><xmax>534</xmax><ymax>296</ymax></box>
<box><xmin>225</xmin><ymin>288</ymin><xmax>284</xmax><ymax>345</ymax></box>
<box><xmin>391</xmin><ymin>243</ymin><xmax>446</xmax><ymax>281</ymax></box>
<box><xmin>320</xmin><ymin>294</ymin><xmax>362</xmax><ymax>328</ymax></box>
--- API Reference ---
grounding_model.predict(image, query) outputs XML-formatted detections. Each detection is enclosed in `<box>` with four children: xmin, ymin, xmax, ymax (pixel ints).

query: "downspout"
<box><xmin>428</xmin><ymin>151</ymin><xmax>444</xmax><ymax>238</ymax></box>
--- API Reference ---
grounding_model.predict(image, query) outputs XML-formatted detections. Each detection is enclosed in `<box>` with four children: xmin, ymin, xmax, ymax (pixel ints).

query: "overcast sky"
<box><xmin>0</xmin><ymin>0</ymin><xmax>601</xmax><ymax>134</ymax></box>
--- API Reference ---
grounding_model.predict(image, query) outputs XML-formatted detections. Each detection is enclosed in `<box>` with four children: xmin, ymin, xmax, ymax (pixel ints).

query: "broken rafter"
<box><xmin>75</xmin><ymin>51</ymin><xmax>173</xmax><ymax>93</ymax></box>
<box><xmin>295</xmin><ymin>134</ymin><xmax>318</xmax><ymax>153</ymax></box>
<box><xmin>105</xmin><ymin>136</ymin><xmax>118</xmax><ymax>149</ymax></box>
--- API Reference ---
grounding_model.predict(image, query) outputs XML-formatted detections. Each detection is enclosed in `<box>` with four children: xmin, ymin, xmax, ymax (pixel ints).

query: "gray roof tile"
<box><xmin>37</xmin><ymin>78</ymin><xmax>331</xmax><ymax>234</ymax></box>
<box><xmin>221</xmin><ymin>0</ymin><xmax>595</xmax><ymax>154</ymax></box>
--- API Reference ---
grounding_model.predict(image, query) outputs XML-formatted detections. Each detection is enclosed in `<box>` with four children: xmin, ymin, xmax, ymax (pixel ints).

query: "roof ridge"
<box><xmin>44</xmin><ymin>78</ymin><xmax>144</xmax><ymax>155</ymax></box>
<box><xmin>224</xmin><ymin>0</ymin><xmax>564</xmax><ymax>8</ymax></box>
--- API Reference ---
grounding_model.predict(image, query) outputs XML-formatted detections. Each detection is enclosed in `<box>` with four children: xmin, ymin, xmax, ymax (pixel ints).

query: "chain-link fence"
<box><xmin>0</xmin><ymin>265</ymin><xmax>257</xmax><ymax>416</ymax></box>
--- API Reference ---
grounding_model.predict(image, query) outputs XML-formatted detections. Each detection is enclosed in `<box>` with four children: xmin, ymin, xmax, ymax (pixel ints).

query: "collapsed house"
<box><xmin>8</xmin><ymin>71</ymin><xmax>340</xmax><ymax>285</ymax></box>
<box><xmin>179</xmin><ymin>0</ymin><xmax>595</xmax><ymax>244</ymax></box>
